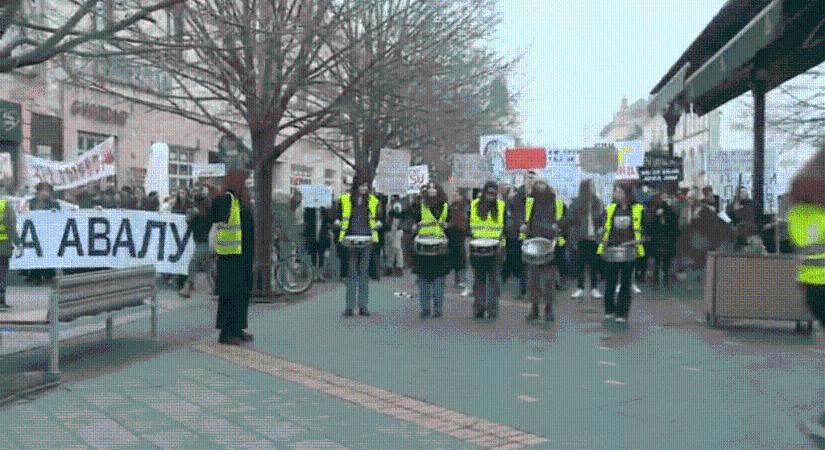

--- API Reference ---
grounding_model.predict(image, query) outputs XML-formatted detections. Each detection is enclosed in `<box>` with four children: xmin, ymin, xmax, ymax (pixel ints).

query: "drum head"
<box><xmin>470</xmin><ymin>238</ymin><xmax>499</xmax><ymax>248</ymax></box>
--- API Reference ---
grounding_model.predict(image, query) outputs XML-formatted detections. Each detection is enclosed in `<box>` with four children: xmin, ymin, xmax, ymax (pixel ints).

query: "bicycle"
<box><xmin>206</xmin><ymin>232</ymin><xmax>314</xmax><ymax>295</ymax></box>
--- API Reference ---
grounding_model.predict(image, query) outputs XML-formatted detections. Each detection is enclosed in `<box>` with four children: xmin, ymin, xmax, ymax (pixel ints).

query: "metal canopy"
<box><xmin>647</xmin><ymin>63</ymin><xmax>689</xmax><ymax>117</ymax></box>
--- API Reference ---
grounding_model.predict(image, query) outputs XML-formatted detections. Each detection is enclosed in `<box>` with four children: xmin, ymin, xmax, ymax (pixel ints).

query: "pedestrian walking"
<box><xmin>178</xmin><ymin>186</ymin><xmax>212</xmax><ymax>298</ymax></box>
<box><xmin>567</xmin><ymin>179</ymin><xmax>604</xmax><ymax>299</ymax></box>
<box><xmin>0</xmin><ymin>180</ymin><xmax>22</xmax><ymax>309</ymax></box>
<box><xmin>502</xmin><ymin>182</ymin><xmax>527</xmax><ymax>298</ymax></box>
<box><xmin>27</xmin><ymin>182</ymin><xmax>60</xmax><ymax>285</ymax></box>
<box><xmin>469</xmin><ymin>181</ymin><xmax>506</xmax><ymax>319</ymax></box>
<box><xmin>521</xmin><ymin>180</ymin><xmax>563</xmax><ymax>322</ymax></box>
<box><xmin>447</xmin><ymin>190</ymin><xmax>470</xmax><ymax>296</ymax></box>
<box><xmin>646</xmin><ymin>192</ymin><xmax>679</xmax><ymax>289</ymax></box>
<box><xmin>303</xmin><ymin>204</ymin><xmax>333</xmax><ymax>281</ymax></box>
<box><xmin>206</xmin><ymin>170</ymin><xmax>254</xmax><ymax>345</ymax></box>
<box><xmin>336</xmin><ymin>170</ymin><xmax>380</xmax><ymax>317</ymax></box>
<box><xmin>412</xmin><ymin>182</ymin><xmax>451</xmax><ymax>318</ymax></box>
<box><xmin>597</xmin><ymin>185</ymin><xmax>645</xmax><ymax>324</ymax></box>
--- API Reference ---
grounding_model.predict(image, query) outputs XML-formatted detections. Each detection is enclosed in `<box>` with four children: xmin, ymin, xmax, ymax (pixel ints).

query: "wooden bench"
<box><xmin>0</xmin><ymin>265</ymin><xmax>158</xmax><ymax>380</ymax></box>
<box><xmin>704</xmin><ymin>252</ymin><xmax>814</xmax><ymax>333</ymax></box>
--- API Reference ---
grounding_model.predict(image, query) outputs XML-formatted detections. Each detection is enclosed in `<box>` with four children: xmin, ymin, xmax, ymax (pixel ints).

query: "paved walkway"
<box><xmin>0</xmin><ymin>273</ymin><xmax>822</xmax><ymax>449</ymax></box>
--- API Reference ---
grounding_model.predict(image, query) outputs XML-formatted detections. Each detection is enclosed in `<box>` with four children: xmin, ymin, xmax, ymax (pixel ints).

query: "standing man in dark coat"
<box><xmin>303</xmin><ymin>204</ymin><xmax>333</xmax><ymax>281</ymax></box>
<box><xmin>206</xmin><ymin>170</ymin><xmax>254</xmax><ymax>345</ymax></box>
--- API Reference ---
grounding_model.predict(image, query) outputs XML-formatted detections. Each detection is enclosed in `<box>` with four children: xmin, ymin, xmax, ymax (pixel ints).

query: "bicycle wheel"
<box><xmin>275</xmin><ymin>256</ymin><xmax>314</xmax><ymax>294</ymax></box>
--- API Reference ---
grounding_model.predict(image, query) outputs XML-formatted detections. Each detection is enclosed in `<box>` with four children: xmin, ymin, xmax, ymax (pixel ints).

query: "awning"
<box><xmin>647</xmin><ymin>63</ymin><xmax>690</xmax><ymax>117</ymax></box>
<box><xmin>683</xmin><ymin>0</ymin><xmax>783</xmax><ymax>103</ymax></box>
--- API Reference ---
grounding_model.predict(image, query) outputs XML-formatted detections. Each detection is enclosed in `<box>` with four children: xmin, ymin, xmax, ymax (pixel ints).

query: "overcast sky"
<box><xmin>495</xmin><ymin>0</ymin><xmax>728</xmax><ymax>147</ymax></box>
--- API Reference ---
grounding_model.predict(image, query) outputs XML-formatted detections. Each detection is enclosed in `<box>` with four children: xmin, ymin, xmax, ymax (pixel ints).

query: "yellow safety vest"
<box><xmin>338</xmin><ymin>193</ymin><xmax>379</xmax><ymax>243</ymax></box>
<box><xmin>215</xmin><ymin>193</ymin><xmax>242</xmax><ymax>255</ymax></box>
<box><xmin>418</xmin><ymin>203</ymin><xmax>449</xmax><ymax>239</ymax></box>
<box><xmin>0</xmin><ymin>199</ymin><xmax>8</xmax><ymax>242</ymax></box>
<box><xmin>470</xmin><ymin>198</ymin><xmax>505</xmax><ymax>246</ymax></box>
<box><xmin>787</xmin><ymin>203</ymin><xmax>825</xmax><ymax>285</ymax></box>
<box><xmin>597</xmin><ymin>203</ymin><xmax>645</xmax><ymax>258</ymax></box>
<box><xmin>522</xmin><ymin>197</ymin><xmax>566</xmax><ymax>246</ymax></box>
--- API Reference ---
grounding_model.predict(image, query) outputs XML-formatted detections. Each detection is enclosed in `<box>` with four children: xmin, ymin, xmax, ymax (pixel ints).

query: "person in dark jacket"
<box><xmin>206</xmin><ymin>170</ymin><xmax>254</xmax><ymax>345</ymax></box>
<box><xmin>179</xmin><ymin>186</ymin><xmax>212</xmax><ymax>298</ymax></box>
<box><xmin>502</xmin><ymin>183</ymin><xmax>527</xmax><ymax>298</ymax></box>
<box><xmin>303</xmin><ymin>204</ymin><xmax>333</xmax><ymax>281</ymax></box>
<box><xmin>521</xmin><ymin>180</ymin><xmax>563</xmax><ymax>321</ymax></box>
<box><xmin>412</xmin><ymin>181</ymin><xmax>451</xmax><ymax>317</ymax></box>
<box><xmin>646</xmin><ymin>193</ymin><xmax>679</xmax><ymax>289</ymax></box>
<box><xmin>447</xmin><ymin>189</ymin><xmax>470</xmax><ymax>295</ymax></box>
<box><xmin>566</xmin><ymin>179</ymin><xmax>604</xmax><ymax>299</ymax></box>
<box><xmin>27</xmin><ymin>182</ymin><xmax>60</xmax><ymax>284</ymax></box>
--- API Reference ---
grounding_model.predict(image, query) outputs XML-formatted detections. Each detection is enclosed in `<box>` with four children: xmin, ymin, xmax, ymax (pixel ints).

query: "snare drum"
<box><xmin>602</xmin><ymin>244</ymin><xmax>636</xmax><ymax>263</ymax></box>
<box><xmin>521</xmin><ymin>237</ymin><xmax>556</xmax><ymax>265</ymax></box>
<box><xmin>414</xmin><ymin>236</ymin><xmax>449</xmax><ymax>256</ymax></box>
<box><xmin>469</xmin><ymin>238</ymin><xmax>500</xmax><ymax>258</ymax></box>
<box><xmin>341</xmin><ymin>235</ymin><xmax>373</xmax><ymax>249</ymax></box>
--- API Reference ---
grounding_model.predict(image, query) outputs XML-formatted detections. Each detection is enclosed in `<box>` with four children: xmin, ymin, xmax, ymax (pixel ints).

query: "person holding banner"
<box><xmin>469</xmin><ymin>181</ymin><xmax>506</xmax><ymax>319</ymax></box>
<box><xmin>335</xmin><ymin>170</ymin><xmax>381</xmax><ymax>317</ymax></box>
<box><xmin>207</xmin><ymin>170</ymin><xmax>254</xmax><ymax>346</ymax></box>
<box><xmin>597</xmin><ymin>185</ymin><xmax>645</xmax><ymax>324</ymax></box>
<box><xmin>411</xmin><ymin>182</ymin><xmax>451</xmax><ymax>318</ymax></box>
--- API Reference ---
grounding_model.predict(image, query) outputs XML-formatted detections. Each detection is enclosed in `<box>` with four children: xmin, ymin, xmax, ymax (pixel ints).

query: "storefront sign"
<box><xmin>70</xmin><ymin>100</ymin><xmax>129</xmax><ymax>125</ymax></box>
<box><xmin>638</xmin><ymin>165</ymin><xmax>683</xmax><ymax>183</ymax></box>
<box><xmin>191</xmin><ymin>163</ymin><xmax>226</xmax><ymax>178</ymax></box>
<box><xmin>24</xmin><ymin>137</ymin><xmax>116</xmax><ymax>191</ymax></box>
<box><xmin>10</xmin><ymin>210</ymin><xmax>194</xmax><ymax>275</ymax></box>
<box><xmin>0</xmin><ymin>100</ymin><xmax>22</xmax><ymax>143</ymax></box>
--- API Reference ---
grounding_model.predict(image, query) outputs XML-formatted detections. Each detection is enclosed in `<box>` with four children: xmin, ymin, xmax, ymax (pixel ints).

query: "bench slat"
<box><xmin>58</xmin><ymin>287</ymin><xmax>155</xmax><ymax>322</ymax></box>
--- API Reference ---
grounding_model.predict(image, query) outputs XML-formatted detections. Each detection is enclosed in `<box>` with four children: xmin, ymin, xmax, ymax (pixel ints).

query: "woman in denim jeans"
<box><xmin>412</xmin><ymin>182</ymin><xmax>451</xmax><ymax>318</ymax></box>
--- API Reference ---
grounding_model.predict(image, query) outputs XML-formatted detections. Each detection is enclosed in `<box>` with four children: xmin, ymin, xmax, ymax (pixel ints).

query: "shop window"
<box><xmin>77</xmin><ymin>131</ymin><xmax>111</xmax><ymax>154</ymax></box>
<box><xmin>168</xmin><ymin>145</ymin><xmax>196</xmax><ymax>192</ymax></box>
<box><xmin>290</xmin><ymin>164</ymin><xmax>313</xmax><ymax>193</ymax></box>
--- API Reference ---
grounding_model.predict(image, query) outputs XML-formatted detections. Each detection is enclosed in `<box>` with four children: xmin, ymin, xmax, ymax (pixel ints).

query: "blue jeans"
<box><xmin>418</xmin><ymin>276</ymin><xmax>446</xmax><ymax>313</ymax></box>
<box><xmin>346</xmin><ymin>245</ymin><xmax>371</xmax><ymax>310</ymax></box>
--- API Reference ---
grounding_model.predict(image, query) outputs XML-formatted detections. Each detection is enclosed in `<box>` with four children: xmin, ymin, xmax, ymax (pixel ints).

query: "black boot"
<box><xmin>343</xmin><ymin>309</ymin><xmax>354</xmax><ymax>317</ymax></box>
<box><xmin>474</xmin><ymin>309</ymin><xmax>485</xmax><ymax>319</ymax></box>
<box><xmin>359</xmin><ymin>307</ymin><xmax>371</xmax><ymax>317</ymax></box>
<box><xmin>544</xmin><ymin>304</ymin><xmax>555</xmax><ymax>322</ymax></box>
<box><xmin>0</xmin><ymin>298</ymin><xmax>9</xmax><ymax>310</ymax></box>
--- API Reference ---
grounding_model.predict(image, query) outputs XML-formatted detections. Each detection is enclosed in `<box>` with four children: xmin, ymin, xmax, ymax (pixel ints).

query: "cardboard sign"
<box><xmin>407</xmin><ymin>165</ymin><xmax>429</xmax><ymax>194</ymax></box>
<box><xmin>480</xmin><ymin>135</ymin><xmax>514</xmax><ymax>181</ymax></box>
<box><xmin>451</xmin><ymin>154</ymin><xmax>491</xmax><ymax>188</ymax></box>
<box><xmin>638</xmin><ymin>165</ymin><xmax>683</xmax><ymax>183</ymax></box>
<box><xmin>374</xmin><ymin>148</ymin><xmax>411</xmax><ymax>196</ymax></box>
<box><xmin>298</xmin><ymin>185</ymin><xmax>333</xmax><ymax>208</ymax></box>
<box><xmin>191</xmin><ymin>163</ymin><xmax>226</xmax><ymax>178</ymax></box>
<box><xmin>505</xmin><ymin>147</ymin><xmax>546</xmax><ymax>170</ymax></box>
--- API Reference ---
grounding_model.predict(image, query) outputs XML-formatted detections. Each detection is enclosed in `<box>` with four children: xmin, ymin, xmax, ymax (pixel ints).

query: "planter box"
<box><xmin>704</xmin><ymin>252</ymin><xmax>813</xmax><ymax>332</ymax></box>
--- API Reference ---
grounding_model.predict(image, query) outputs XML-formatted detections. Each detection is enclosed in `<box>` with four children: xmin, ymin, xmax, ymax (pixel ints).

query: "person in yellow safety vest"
<box><xmin>520</xmin><ymin>180</ymin><xmax>564</xmax><ymax>322</ymax></box>
<box><xmin>597</xmin><ymin>185</ymin><xmax>645</xmax><ymax>324</ymax></box>
<box><xmin>411</xmin><ymin>182</ymin><xmax>451</xmax><ymax>318</ymax></box>
<box><xmin>206</xmin><ymin>170</ymin><xmax>255</xmax><ymax>346</ymax></box>
<box><xmin>335</xmin><ymin>170</ymin><xmax>381</xmax><ymax>317</ymax></box>
<box><xmin>0</xmin><ymin>181</ymin><xmax>22</xmax><ymax>310</ymax></box>
<box><xmin>469</xmin><ymin>181</ymin><xmax>506</xmax><ymax>319</ymax></box>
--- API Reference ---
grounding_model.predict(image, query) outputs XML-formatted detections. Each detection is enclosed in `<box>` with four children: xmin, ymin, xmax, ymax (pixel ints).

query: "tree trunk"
<box><xmin>251</xmin><ymin>136</ymin><xmax>276</xmax><ymax>300</ymax></box>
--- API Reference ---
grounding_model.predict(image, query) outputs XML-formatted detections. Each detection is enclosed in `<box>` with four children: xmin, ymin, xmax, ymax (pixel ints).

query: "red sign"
<box><xmin>505</xmin><ymin>148</ymin><xmax>546</xmax><ymax>170</ymax></box>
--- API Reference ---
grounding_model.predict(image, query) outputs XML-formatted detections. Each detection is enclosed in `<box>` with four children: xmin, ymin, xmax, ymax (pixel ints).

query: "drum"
<box><xmin>469</xmin><ymin>238</ymin><xmax>500</xmax><ymax>258</ymax></box>
<box><xmin>521</xmin><ymin>237</ymin><xmax>556</xmax><ymax>265</ymax></box>
<box><xmin>602</xmin><ymin>244</ymin><xmax>637</xmax><ymax>263</ymax></box>
<box><xmin>414</xmin><ymin>236</ymin><xmax>449</xmax><ymax>256</ymax></box>
<box><xmin>341</xmin><ymin>236</ymin><xmax>373</xmax><ymax>249</ymax></box>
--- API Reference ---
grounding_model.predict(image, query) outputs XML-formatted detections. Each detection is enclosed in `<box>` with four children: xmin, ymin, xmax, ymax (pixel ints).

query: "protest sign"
<box><xmin>10</xmin><ymin>210</ymin><xmax>194</xmax><ymax>274</ymax></box>
<box><xmin>451</xmin><ymin>154</ymin><xmax>490</xmax><ymax>188</ymax></box>
<box><xmin>480</xmin><ymin>135</ymin><xmax>514</xmax><ymax>181</ymax></box>
<box><xmin>298</xmin><ymin>185</ymin><xmax>333</xmax><ymax>208</ymax></box>
<box><xmin>407</xmin><ymin>165</ymin><xmax>429</xmax><ymax>194</ymax></box>
<box><xmin>145</xmin><ymin>142</ymin><xmax>170</xmax><ymax>201</ymax></box>
<box><xmin>505</xmin><ymin>147</ymin><xmax>546</xmax><ymax>170</ymax></box>
<box><xmin>614</xmin><ymin>140</ymin><xmax>645</xmax><ymax>166</ymax></box>
<box><xmin>23</xmin><ymin>137</ymin><xmax>115</xmax><ymax>191</ymax></box>
<box><xmin>374</xmin><ymin>148</ymin><xmax>411</xmax><ymax>196</ymax></box>
<box><xmin>638</xmin><ymin>165</ymin><xmax>683</xmax><ymax>183</ymax></box>
<box><xmin>541</xmin><ymin>148</ymin><xmax>580</xmax><ymax>203</ymax></box>
<box><xmin>191</xmin><ymin>163</ymin><xmax>226</xmax><ymax>178</ymax></box>
<box><xmin>579</xmin><ymin>144</ymin><xmax>618</xmax><ymax>174</ymax></box>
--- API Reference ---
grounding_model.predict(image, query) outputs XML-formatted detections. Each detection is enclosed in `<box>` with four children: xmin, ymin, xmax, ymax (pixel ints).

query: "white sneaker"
<box><xmin>571</xmin><ymin>288</ymin><xmax>584</xmax><ymax>298</ymax></box>
<box><xmin>604</xmin><ymin>314</ymin><xmax>615</xmax><ymax>320</ymax></box>
<box><xmin>615</xmin><ymin>317</ymin><xmax>627</xmax><ymax>323</ymax></box>
<box><xmin>615</xmin><ymin>285</ymin><xmax>620</xmax><ymax>294</ymax></box>
<box><xmin>632</xmin><ymin>284</ymin><xmax>642</xmax><ymax>294</ymax></box>
<box><xmin>591</xmin><ymin>289</ymin><xmax>603</xmax><ymax>299</ymax></box>
<box><xmin>461</xmin><ymin>287</ymin><xmax>471</xmax><ymax>297</ymax></box>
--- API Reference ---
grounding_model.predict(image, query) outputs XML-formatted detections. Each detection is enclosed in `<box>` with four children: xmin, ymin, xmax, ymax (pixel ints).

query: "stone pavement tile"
<box><xmin>447</xmin><ymin>427</ymin><xmax>488</xmax><ymax>440</ymax></box>
<box><xmin>493</xmin><ymin>444</ymin><xmax>524</xmax><ymax>450</ymax></box>
<box><xmin>468</xmin><ymin>434</ymin><xmax>510</xmax><ymax>448</ymax></box>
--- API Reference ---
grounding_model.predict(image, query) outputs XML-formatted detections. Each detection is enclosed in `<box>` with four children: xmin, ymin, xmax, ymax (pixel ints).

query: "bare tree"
<box><xmin>68</xmin><ymin>0</ymin><xmax>413</xmax><ymax>298</ymax></box>
<box><xmin>0</xmin><ymin>0</ymin><xmax>184</xmax><ymax>73</ymax></box>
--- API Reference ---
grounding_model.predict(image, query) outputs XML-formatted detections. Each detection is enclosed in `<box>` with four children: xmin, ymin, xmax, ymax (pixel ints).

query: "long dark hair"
<box><xmin>578</xmin><ymin>179</ymin><xmax>593</xmax><ymax>210</ymax></box>
<box><xmin>477</xmin><ymin>181</ymin><xmax>499</xmax><ymax>218</ymax></box>
<box><xmin>422</xmin><ymin>182</ymin><xmax>447</xmax><ymax>214</ymax></box>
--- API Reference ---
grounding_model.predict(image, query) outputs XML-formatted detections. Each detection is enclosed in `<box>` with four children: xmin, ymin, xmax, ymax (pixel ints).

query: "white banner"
<box><xmin>480</xmin><ymin>135</ymin><xmax>514</xmax><ymax>182</ymax></box>
<box><xmin>298</xmin><ymin>185</ymin><xmax>333</xmax><ymax>208</ymax></box>
<box><xmin>374</xmin><ymin>148</ymin><xmax>411</xmax><ymax>196</ymax></box>
<box><xmin>451</xmin><ymin>154</ymin><xmax>490</xmax><ymax>188</ymax></box>
<box><xmin>145</xmin><ymin>142</ymin><xmax>170</xmax><ymax>202</ymax></box>
<box><xmin>24</xmin><ymin>137</ymin><xmax>116</xmax><ymax>191</ymax></box>
<box><xmin>407</xmin><ymin>165</ymin><xmax>429</xmax><ymax>194</ymax></box>
<box><xmin>191</xmin><ymin>163</ymin><xmax>225</xmax><ymax>178</ymax></box>
<box><xmin>10</xmin><ymin>210</ymin><xmax>194</xmax><ymax>275</ymax></box>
